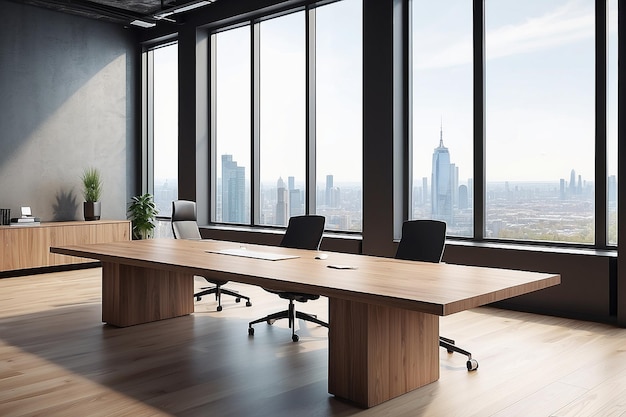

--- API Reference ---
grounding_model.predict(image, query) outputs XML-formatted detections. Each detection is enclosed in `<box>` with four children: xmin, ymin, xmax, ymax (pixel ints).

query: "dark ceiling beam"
<box><xmin>14</xmin><ymin>0</ymin><xmax>216</xmax><ymax>27</ymax></box>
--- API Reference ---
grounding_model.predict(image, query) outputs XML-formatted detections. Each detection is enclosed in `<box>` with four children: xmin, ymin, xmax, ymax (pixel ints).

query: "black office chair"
<box><xmin>171</xmin><ymin>200</ymin><xmax>252</xmax><ymax>311</ymax></box>
<box><xmin>396</xmin><ymin>219</ymin><xmax>479</xmax><ymax>371</ymax></box>
<box><xmin>248</xmin><ymin>215</ymin><xmax>328</xmax><ymax>342</ymax></box>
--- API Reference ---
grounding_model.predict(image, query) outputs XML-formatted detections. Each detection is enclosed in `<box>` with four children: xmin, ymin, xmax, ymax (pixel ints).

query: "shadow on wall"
<box><xmin>0</xmin><ymin>1</ymin><xmax>136</xmax><ymax>221</ymax></box>
<box><xmin>53</xmin><ymin>189</ymin><xmax>79</xmax><ymax>221</ymax></box>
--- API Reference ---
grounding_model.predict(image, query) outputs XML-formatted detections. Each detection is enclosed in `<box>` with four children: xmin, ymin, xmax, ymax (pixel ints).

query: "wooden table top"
<box><xmin>51</xmin><ymin>238</ymin><xmax>560</xmax><ymax>316</ymax></box>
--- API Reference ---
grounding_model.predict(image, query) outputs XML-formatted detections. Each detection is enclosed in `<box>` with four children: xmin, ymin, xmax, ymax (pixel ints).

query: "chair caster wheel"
<box><xmin>217</xmin><ymin>305</ymin><xmax>223</xmax><ymax>312</ymax></box>
<box><xmin>292</xmin><ymin>334</ymin><xmax>299</xmax><ymax>342</ymax></box>
<box><xmin>248</xmin><ymin>327</ymin><xmax>255</xmax><ymax>336</ymax></box>
<box><xmin>267</xmin><ymin>319</ymin><xmax>275</xmax><ymax>325</ymax></box>
<box><xmin>246</xmin><ymin>301</ymin><xmax>252</xmax><ymax>307</ymax></box>
<box><xmin>236</xmin><ymin>298</ymin><xmax>241</xmax><ymax>303</ymax></box>
<box><xmin>447</xmin><ymin>350</ymin><xmax>454</xmax><ymax>354</ymax></box>
<box><xmin>195</xmin><ymin>296</ymin><xmax>202</xmax><ymax>302</ymax></box>
<box><xmin>467</xmin><ymin>359</ymin><xmax>479</xmax><ymax>371</ymax></box>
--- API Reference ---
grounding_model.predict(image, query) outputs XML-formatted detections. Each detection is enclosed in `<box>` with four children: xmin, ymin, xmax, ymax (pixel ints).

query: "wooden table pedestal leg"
<box><xmin>328</xmin><ymin>297</ymin><xmax>439</xmax><ymax>408</ymax></box>
<box><xmin>101</xmin><ymin>262</ymin><xmax>194</xmax><ymax>327</ymax></box>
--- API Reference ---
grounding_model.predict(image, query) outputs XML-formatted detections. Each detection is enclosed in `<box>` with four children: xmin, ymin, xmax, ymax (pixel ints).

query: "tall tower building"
<box><xmin>569</xmin><ymin>169</ymin><xmax>576</xmax><ymax>195</ymax></box>
<box><xmin>221</xmin><ymin>154</ymin><xmax>246</xmax><ymax>223</ymax></box>
<box><xmin>458</xmin><ymin>185</ymin><xmax>468</xmax><ymax>210</ymax></box>
<box><xmin>275</xmin><ymin>176</ymin><xmax>288</xmax><ymax>226</ymax></box>
<box><xmin>325</xmin><ymin>174</ymin><xmax>341</xmax><ymax>208</ymax></box>
<box><xmin>431</xmin><ymin>125</ymin><xmax>452</xmax><ymax>221</ymax></box>
<box><xmin>287</xmin><ymin>176</ymin><xmax>302</xmax><ymax>217</ymax></box>
<box><xmin>451</xmin><ymin>163</ymin><xmax>458</xmax><ymax>207</ymax></box>
<box><xmin>325</xmin><ymin>175</ymin><xmax>334</xmax><ymax>207</ymax></box>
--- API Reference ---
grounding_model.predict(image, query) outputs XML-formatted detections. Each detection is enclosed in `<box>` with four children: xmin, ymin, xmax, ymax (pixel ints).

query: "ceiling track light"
<box><xmin>153</xmin><ymin>0</ymin><xmax>215</xmax><ymax>19</ymax></box>
<box><xmin>130</xmin><ymin>19</ymin><xmax>156</xmax><ymax>28</ymax></box>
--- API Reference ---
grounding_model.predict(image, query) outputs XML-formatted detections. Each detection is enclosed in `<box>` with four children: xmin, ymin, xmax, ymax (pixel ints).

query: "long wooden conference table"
<box><xmin>51</xmin><ymin>238</ymin><xmax>560</xmax><ymax>408</ymax></box>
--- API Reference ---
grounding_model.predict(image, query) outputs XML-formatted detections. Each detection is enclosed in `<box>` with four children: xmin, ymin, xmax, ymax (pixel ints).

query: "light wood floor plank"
<box><xmin>1</xmin><ymin>268</ymin><xmax>625</xmax><ymax>416</ymax></box>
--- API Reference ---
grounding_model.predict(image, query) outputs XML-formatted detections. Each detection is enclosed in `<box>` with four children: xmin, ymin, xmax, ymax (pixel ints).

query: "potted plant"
<box><xmin>128</xmin><ymin>193</ymin><xmax>159</xmax><ymax>239</ymax></box>
<box><xmin>81</xmin><ymin>167</ymin><xmax>102</xmax><ymax>221</ymax></box>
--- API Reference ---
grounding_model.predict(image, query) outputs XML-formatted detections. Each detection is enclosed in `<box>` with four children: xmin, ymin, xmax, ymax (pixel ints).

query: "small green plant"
<box><xmin>81</xmin><ymin>167</ymin><xmax>103</xmax><ymax>202</ymax></box>
<box><xmin>128</xmin><ymin>193</ymin><xmax>159</xmax><ymax>240</ymax></box>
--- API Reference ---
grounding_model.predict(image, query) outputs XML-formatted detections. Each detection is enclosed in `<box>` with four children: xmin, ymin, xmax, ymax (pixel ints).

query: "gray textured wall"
<box><xmin>0</xmin><ymin>0</ymin><xmax>137</xmax><ymax>222</ymax></box>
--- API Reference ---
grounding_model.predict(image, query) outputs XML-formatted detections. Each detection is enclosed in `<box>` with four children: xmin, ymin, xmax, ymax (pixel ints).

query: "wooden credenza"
<box><xmin>0</xmin><ymin>220</ymin><xmax>130</xmax><ymax>272</ymax></box>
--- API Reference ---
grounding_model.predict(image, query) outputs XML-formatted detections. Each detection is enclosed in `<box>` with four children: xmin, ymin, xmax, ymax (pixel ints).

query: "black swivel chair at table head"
<box><xmin>247</xmin><ymin>215</ymin><xmax>329</xmax><ymax>342</ymax></box>
<box><xmin>395</xmin><ymin>219</ymin><xmax>479</xmax><ymax>371</ymax></box>
<box><xmin>171</xmin><ymin>200</ymin><xmax>252</xmax><ymax>312</ymax></box>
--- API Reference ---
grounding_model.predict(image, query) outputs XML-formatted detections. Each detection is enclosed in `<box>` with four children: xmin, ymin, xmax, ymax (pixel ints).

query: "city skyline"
<box><xmin>212</xmin><ymin>154</ymin><xmax>357</xmax><ymax>228</ymax></box>
<box><xmin>153</xmin><ymin>136</ymin><xmax>605</xmax><ymax>242</ymax></box>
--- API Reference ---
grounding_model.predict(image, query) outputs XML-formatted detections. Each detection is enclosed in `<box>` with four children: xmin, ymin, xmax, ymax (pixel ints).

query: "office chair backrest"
<box><xmin>280</xmin><ymin>215</ymin><xmax>325</xmax><ymax>250</ymax></box>
<box><xmin>395</xmin><ymin>220</ymin><xmax>446</xmax><ymax>263</ymax></box>
<box><xmin>171</xmin><ymin>200</ymin><xmax>202</xmax><ymax>240</ymax></box>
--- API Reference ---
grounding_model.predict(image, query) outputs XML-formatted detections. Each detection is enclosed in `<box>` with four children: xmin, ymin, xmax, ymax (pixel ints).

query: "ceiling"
<box><xmin>14</xmin><ymin>0</ymin><xmax>217</xmax><ymax>27</ymax></box>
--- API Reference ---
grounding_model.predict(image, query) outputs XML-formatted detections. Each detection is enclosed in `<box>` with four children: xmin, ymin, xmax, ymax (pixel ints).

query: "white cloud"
<box><xmin>486</xmin><ymin>2</ymin><xmax>594</xmax><ymax>60</ymax></box>
<box><xmin>415</xmin><ymin>1</ymin><xmax>594</xmax><ymax>70</ymax></box>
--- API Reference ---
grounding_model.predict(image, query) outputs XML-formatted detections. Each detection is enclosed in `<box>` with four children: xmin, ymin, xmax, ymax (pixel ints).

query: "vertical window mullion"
<box><xmin>146</xmin><ymin>49</ymin><xmax>154</xmax><ymax>196</ymax></box>
<box><xmin>252</xmin><ymin>23</ymin><xmax>261</xmax><ymax>225</ymax></box>
<box><xmin>307</xmin><ymin>8</ymin><xmax>317</xmax><ymax>215</ymax></box>
<box><xmin>596</xmin><ymin>0</ymin><xmax>608</xmax><ymax>248</ymax></box>
<box><xmin>209</xmin><ymin>35</ymin><xmax>217</xmax><ymax>222</ymax></box>
<box><xmin>473</xmin><ymin>0</ymin><xmax>485</xmax><ymax>241</ymax></box>
<box><xmin>404</xmin><ymin>0</ymin><xmax>412</xmax><ymax>231</ymax></box>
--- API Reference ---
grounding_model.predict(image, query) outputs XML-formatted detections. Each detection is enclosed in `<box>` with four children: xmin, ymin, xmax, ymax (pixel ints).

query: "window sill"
<box><xmin>445</xmin><ymin>239</ymin><xmax>616</xmax><ymax>258</ymax></box>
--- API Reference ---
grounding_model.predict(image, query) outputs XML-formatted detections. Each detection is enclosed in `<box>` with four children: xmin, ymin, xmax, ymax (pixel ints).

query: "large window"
<box><xmin>151</xmin><ymin>42</ymin><xmax>178</xmax><ymax>217</ymax></box>
<box><xmin>211</xmin><ymin>0</ymin><xmax>362</xmax><ymax>232</ymax></box>
<box><xmin>315</xmin><ymin>0</ymin><xmax>363</xmax><ymax>231</ymax></box>
<box><xmin>259</xmin><ymin>12</ymin><xmax>306</xmax><ymax>227</ymax></box>
<box><xmin>410</xmin><ymin>0</ymin><xmax>473</xmax><ymax>237</ymax></box>
<box><xmin>213</xmin><ymin>27</ymin><xmax>251</xmax><ymax>224</ymax></box>
<box><xmin>485</xmin><ymin>0</ymin><xmax>595</xmax><ymax>244</ymax></box>
<box><xmin>410</xmin><ymin>0</ymin><xmax>616</xmax><ymax>247</ymax></box>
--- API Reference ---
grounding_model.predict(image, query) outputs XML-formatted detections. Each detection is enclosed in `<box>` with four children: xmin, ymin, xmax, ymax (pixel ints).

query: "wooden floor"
<box><xmin>1</xmin><ymin>269</ymin><xmax>625</xmax><ymax>417</ymax></box>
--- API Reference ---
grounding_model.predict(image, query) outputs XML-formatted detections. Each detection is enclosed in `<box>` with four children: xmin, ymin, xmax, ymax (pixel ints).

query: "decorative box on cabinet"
<box><xmin>0</xmin><ymin>220</ymin><xmax>130</xmax><ymax>272</ymax></box>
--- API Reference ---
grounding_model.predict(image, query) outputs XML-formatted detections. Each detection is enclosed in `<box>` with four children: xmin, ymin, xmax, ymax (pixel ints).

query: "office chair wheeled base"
<box><xmin>440</xmin><ymin>336</ymin><xmax>478</xmax><ymax>371</ymax></box>
<box><xmin>248</xmin><ymin>299</ymin><xmax>328</xmax><ymax>342</ymax></box>
<box><xmin>195</xmin><ymin>285</ymin><xmax>252</xmax><ymax>312</ymax></box>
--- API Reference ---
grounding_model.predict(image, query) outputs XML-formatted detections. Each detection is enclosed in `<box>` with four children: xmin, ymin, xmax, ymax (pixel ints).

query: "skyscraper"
<box><xmin>325</xmin><ymin>174</ymin><xmax>341</xmax><ymax>208</ymax></box>
<box><xmin>431</xmin><ymin>125</ymin><xmax>452</xmax><ymax>221</ymax></box>
<box><xmin>458</xmin><ymin>185</ymin><xmax>468</xmax><ymax>210</ymax></box>
<box><xmin>221</xmin><ymin>154</ymin><xmax>246</xmax><ymax>223</ymax></box>
<box><xmin>325</xmin><ymin>175</ymin><xmax>334</xmax><ymax>207</ymax></box>
<box><xmin>275</xmin><ymin>176</ymin><xmax>288</xmax><ymax>226</ymax></box>
<box><xmin>288</xmin><ymin>176</ymin><xmax>302</xmax><ymax>217</ymax></box>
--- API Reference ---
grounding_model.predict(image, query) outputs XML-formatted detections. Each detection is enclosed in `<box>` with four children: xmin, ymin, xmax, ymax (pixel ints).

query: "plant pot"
<box><xmin>84</xmin><ymin>201</ymin><xmax>101</xmax><ymax>221</ymax></box>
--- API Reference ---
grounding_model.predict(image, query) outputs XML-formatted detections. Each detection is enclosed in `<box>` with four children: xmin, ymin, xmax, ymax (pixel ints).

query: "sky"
<box><xmin>153</xmin><ymin>43</ymin><xmax>179</xmax><ymax>181</ymax></box>
<box><xmin>152</xmin><ymin>0</ymin><xmax>618</xmax><ymax>187</ymax></box>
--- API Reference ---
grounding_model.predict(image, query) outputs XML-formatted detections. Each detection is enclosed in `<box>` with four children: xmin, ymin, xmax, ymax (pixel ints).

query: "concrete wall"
<box><xmin>0</xmin><ymin>0</ymin><xmax>137</xmax><ymax>222</ymax></box>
